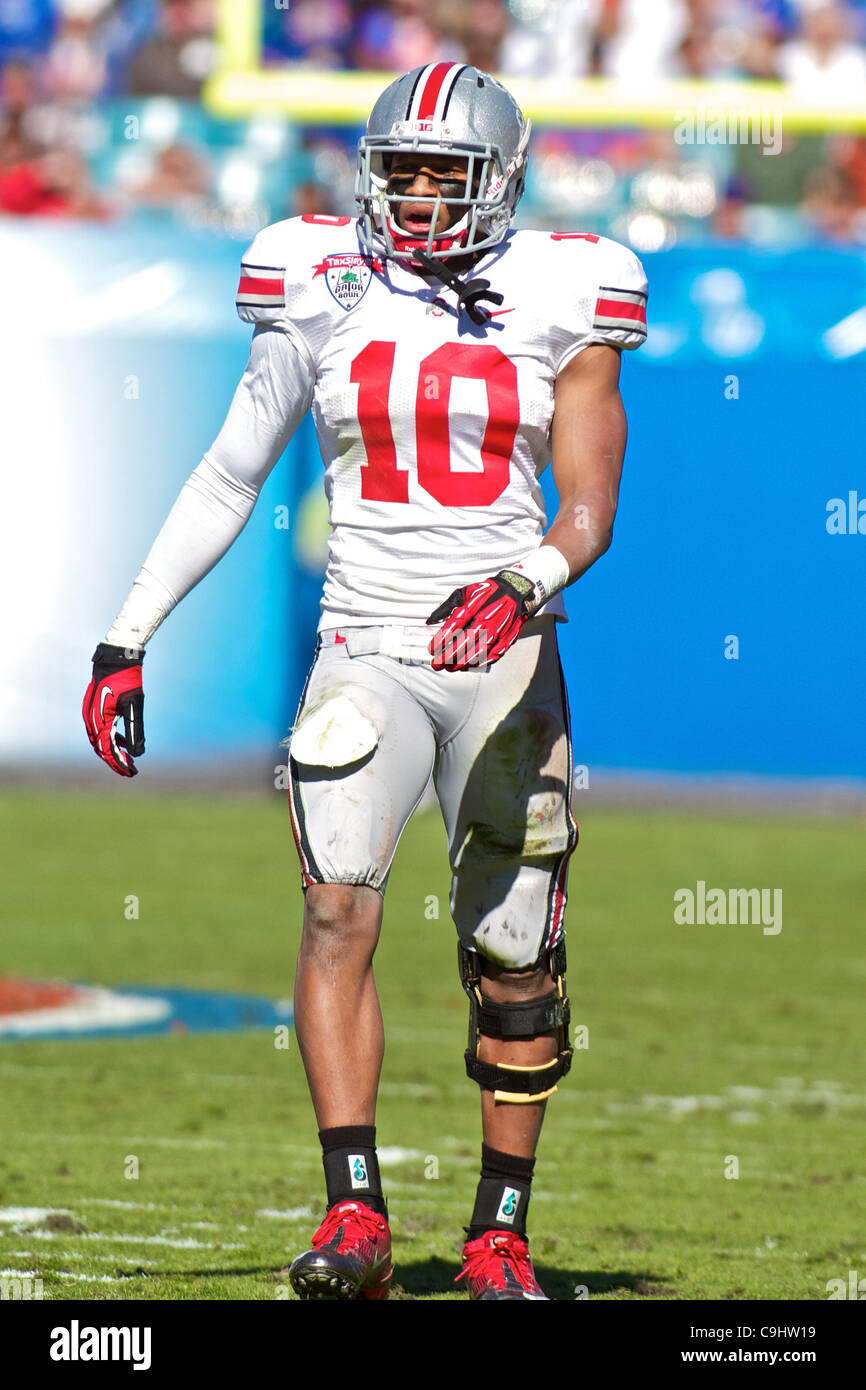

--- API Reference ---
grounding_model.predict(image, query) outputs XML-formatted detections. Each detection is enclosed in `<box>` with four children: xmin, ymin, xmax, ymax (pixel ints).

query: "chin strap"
<box><xmin>412</xmin><ymin>248</ymin><xmax>503</xmax><ymax>326</ymax></box>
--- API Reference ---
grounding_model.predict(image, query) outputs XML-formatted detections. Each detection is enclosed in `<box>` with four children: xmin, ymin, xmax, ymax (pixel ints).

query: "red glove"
<box><xmin>427</xmin><ymin>569</ymin><xmax>536</xmax><ymax>671</ymax></box>
<box><xmin>82</xmin><ymin>643</ymin><xmax>145</xmax><ymax>777</ymax></box>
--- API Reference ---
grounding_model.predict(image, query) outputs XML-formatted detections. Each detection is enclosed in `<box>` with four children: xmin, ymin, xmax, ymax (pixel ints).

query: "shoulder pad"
<box><xmin>544</xmin><ymin>231</ymin><xmax>648</xmax><ymax>368</ymax></box>
<box><xmin>237</xmin><ymin>221</ymin><xmax>290</xmax><ymax>324</ymax></box>
<box><xmin>590</xmin><ymin>236</ymin><xmax>648</xmax><ymax>348</ymax></box>
<box><xmin>236</xmin><ymin>215</ymin><xmax>359</xmax><ymax>326</ymax></box>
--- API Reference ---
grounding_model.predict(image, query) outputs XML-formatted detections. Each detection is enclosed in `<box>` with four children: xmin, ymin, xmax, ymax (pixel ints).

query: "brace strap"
<box><xmin>459</xmin><ymin>943</ymin><xmax>574</xmax><ymax>1101</ymax></box>
<box><xmin>464</xmin><ymin>1051</ymin><xmax>573</xmax><ymax>1103</ymax></box>
<box><xmin>477</xmin><ymin>993</ymin><xmax>568</xmax><ymax>1039</ymax></box>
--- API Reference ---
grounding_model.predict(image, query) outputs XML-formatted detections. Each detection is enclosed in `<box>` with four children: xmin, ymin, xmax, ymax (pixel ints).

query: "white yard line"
<box><xmin>13</xmin><ymin>1229</ymin><xmax>245</xmax><ymax>1250</ymax></box>
<box><xmin>256</xmin><ymin>1207</ymin><xmax>315</xmax><ymax>1220</ymax></box>
<box><xmin>0</xmin><ymin>1206</ymin><xmax>73</xmax><ymax>1223</ymax></box>
<box><xmin>51</xmin><ymin>1252</ymin><xmax>160</xmax><ymax>1267</ymax></box>
<box><xmin>0</xmin><ymin>1130</ymin><xmax>300</xmax><ymax>1151</ymax></box>
<box><xmin>378</xmin><ymin>1147</ymin><xmax>425</xmax><ymax>1165</ymax></box>
<box><xmin>80</xmin><ymin>1199</ymin><xmax>167</xmax><ymax>1211</ymax></box>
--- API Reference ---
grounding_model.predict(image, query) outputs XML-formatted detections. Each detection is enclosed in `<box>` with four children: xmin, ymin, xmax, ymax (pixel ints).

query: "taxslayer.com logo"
<box><xmin>312</xmin><ymin>253</ymin><xmax>380</xmax><ymax>311</ymax></box>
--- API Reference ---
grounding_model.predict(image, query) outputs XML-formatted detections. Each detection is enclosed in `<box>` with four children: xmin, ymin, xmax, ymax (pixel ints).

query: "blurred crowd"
<box><xmin>1</xmin><ymin>0</ymin><xmax>865</xmax><ymax>243</ymax></box>
<box><xmin>267</xmin><ymin>0</ymin><xmax>866</xmax><ymax>88</ymax></box>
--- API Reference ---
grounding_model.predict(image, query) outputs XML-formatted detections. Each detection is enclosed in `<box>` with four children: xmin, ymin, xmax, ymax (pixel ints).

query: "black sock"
<box><xmin>467</xmin><ymin>1144</ymin><xmax>535</xmax><ymax>1240</ymax></box>
<box><xmin>319</xmin><ymin>1125</ymin><xmax>387</xmax><ymax>1217</ymax></box>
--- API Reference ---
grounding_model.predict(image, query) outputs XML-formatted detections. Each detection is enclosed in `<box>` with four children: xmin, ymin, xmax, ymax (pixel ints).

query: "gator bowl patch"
<box><xmin>0</xmin><ymin>976</ymin><xmax>293</xmax><ymax>1041</ymax></box>
<box><xmin>312</xmin><ymin>252</ymin><xmax>376</xmax><ymax>310</ymax></box>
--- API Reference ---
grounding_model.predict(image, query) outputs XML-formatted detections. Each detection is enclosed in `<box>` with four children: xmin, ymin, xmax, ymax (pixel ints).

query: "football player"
<box><xmin>83</xmin><ymin>62</ymin><xmax>647</xmax><ymax>1300</ymax></box>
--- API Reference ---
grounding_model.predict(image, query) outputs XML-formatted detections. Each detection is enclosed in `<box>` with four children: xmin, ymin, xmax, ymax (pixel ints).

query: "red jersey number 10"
<box><xmin>351</xmin><ymin>341</ymin><xmax>519</xmax><ymax>507</ymax></box>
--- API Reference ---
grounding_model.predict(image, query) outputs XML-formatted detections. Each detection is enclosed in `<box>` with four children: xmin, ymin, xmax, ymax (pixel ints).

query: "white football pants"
<box><xmin>287</xmin><ymin>615</ymin><xmax>578</xmax><ymax>969</ymax></box>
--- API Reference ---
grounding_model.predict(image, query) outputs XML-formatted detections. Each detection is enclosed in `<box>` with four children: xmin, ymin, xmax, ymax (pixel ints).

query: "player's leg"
<box><xmin>476</xmin><ymin>956</ymin><xmax>558</xmax><ymax>1156</ymax></box>
<box><xmin>458</xmin><ymin>950</ymin><xmax>566</xmax><ymax>1299</ymax></box>
<box><xmin>434</xmin><ymin>615</ymin><xmax>578</xmax><ymax>1299</ymax></box>
<box><xmin>289</xmin><ymin>644</ymin><xmax>436</xmax><ymax>1131</ymax></box>
<box><xmin>294</xmin><ymin>882</ymin><xmax>384</xmax><ymax>1130</ymax></box>
<box><xmin>286</xmin><ymin>640</ymin><xmax>436</xmax><ymax>1299</ymax></box>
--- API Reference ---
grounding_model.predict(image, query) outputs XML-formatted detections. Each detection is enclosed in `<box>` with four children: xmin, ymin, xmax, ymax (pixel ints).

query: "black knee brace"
<box><xmin>459</xmin><ymin>940</ymin><xmax>573</xmax><ymax>1103</ymax></box>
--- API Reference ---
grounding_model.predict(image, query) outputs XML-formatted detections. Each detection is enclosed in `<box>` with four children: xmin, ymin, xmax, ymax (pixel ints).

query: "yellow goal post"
<box><xmin>206</xmin><ymin>0</ymin><xmax>866</xmax><ymax>132</ymax></box>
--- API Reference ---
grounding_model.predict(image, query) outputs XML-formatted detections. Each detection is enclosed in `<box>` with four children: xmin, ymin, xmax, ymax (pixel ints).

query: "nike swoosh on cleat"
<box><xmin>502</xmin><ymin>1261</ymin><xmax>525</xmax><ymax>1293</ymax></box>
<box><xmin>321</xmin><ymin>1223</ymin><xmax>345</xmax><ymax>1252</ymax></box>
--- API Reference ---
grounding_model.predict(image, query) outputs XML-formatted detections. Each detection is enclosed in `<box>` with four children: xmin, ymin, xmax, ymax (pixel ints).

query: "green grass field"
<box><xmin>1</xmin><ymin>789</ymin><xmax>863</xmax><ymax>1301</ymax></box>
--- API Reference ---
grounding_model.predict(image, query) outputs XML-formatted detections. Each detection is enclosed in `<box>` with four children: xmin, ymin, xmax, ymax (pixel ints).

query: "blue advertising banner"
<box><xmin>551</xmin><ymin>246</ymin><xmax>866</xmax><ymax>776</ymax></box>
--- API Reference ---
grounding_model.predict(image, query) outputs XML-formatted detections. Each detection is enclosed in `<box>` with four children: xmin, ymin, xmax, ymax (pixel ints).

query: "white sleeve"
<box><xmin>104</xmin><ymin>324</ymin><xmax>315</xmax><ymax>649</ymax></box>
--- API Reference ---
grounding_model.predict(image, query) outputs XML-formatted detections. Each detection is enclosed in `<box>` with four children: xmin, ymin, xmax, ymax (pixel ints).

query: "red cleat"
<box><xmin>289</xmin><ymin>1201</ymin><xmax>393</xmax><ymax>1300</ymax></box>
<box><xmin>456</xmin><ymin>1230</ymin><xmax>549</xmax><ymax>1300</ymax></box>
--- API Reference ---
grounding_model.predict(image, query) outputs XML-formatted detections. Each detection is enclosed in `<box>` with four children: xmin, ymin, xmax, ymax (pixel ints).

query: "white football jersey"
<box><xmin>237</xmin><ymin>215</ymin><xmax>647</xmax><ymax>629</ymax></box>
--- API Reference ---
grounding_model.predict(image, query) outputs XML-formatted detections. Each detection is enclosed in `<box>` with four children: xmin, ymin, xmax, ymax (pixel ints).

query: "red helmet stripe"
<box><xmin>415</xmin><ymin>62</ymin><xmax>460</xmax><ymax>121</ymax></box>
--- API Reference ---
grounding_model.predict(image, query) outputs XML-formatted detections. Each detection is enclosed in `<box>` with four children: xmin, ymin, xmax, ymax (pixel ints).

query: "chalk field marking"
<box><xmin>0</xmin><ymin>1062</ymin><xmax>293</xmax><ymax>1091</ymax></box>
<box><xmin>256</xmin><ymin>1207</ymin><xmax>315</xmax><ymax>1221</ymax></box>
<box><xmin>9</xmin><ymin>1225</ymin><xmax>244</xmax><ymax>1250</ymax></box>
<box><xmin>80</xmin><ymin>1199</ymin><xmax>167</xmax><ymax>1212</ymax></box>
<box><xmin>0</xmin><ymin>1130</ymin><xmax>306</xmax><ymax>1152</ymax></box>
<box><xmin>603</xmin><ymin>1079</ymin><xmax>865</xmax><ymax>1120</ymax></box>
<box><xmin>0</xmin><ymin>1206</ymin><xmax>76</xmax><ymax>1225</ymax></box>
<box><xmin>51</xmin><ymin>1252</ymin><xmax>160</xmax><ymax>1267</ymax></box>
<box><xmin>377</xmin><ymin>1147</ymin><xmax>425</xmax><ymax>1165</ymax></box>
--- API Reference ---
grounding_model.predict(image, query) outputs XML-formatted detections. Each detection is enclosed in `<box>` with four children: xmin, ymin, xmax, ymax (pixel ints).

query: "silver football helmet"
<box><xmin>355</xmin><ymin>63</ymin><xmax>531</xmax><ymax>263</ymax></box>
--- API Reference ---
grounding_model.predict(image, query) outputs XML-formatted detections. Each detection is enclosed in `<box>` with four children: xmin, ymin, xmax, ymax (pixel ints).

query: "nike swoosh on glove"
<box><xmin>426</xmin><ymin>569</ymin><xmax>536</xmax><ymax>671</ymax></box>
<box><xmin>82</xmin><ymin>642</ymin><xmax>145</xmax><ymax>777</ymax></box>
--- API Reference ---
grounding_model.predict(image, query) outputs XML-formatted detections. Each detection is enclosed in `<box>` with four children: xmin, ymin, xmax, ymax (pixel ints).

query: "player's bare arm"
<box><xmin>430</xmin><ymin>340</ymin><xmax>633</xmax><ymax>674</ymax></box>
<box><xmin>544</xmin><ymin>341</ymin><xmax>628</xmax><ymax>583</ymax></box>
